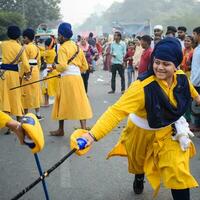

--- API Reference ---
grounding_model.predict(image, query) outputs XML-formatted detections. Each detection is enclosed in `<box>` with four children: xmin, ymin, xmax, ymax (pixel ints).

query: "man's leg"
<box><xmin>84</xmin><ymin>71</ymin><xmax>90</xmax><ymax>93</ymax></box>
<box><xmin>109</xmin><ymin>64</ymin><xmax>117</xmax><ymax>93</ymax></box>
<box><xmin>127</xmin><ymin>66</ymin><xmax>132</xmax><ymax>87</ymax></box>
<box><xmin>118</xmin><ymin>64</ymin><xmax>125</xmax><ymax>92</ymax></box>
<box><xmin>80</xmin><ymin>119</ymin><xmax>87</xmax><ymax>130</ymax></box>
<box><xmin>49</xmin><ymin>120</ymin><xmax>64</xmax><ymax>136</ymax></box>
<box><xmin>171</xmin><ymin>189</ymin><xmax>190</xmax><ymax>200</ymax></box>
<box><xmin>81</xmin><ymin>73</ymin><xmax>87</xmax><ymax>93</ymax></box>
<box><xmin>132</xmin><ymin>67</ymin><xmax>135</xmax><ymax>82</ymax></box>
<box><xmin>133</xmin><ymin>174</ymin><xmax>145</xmax><ymax>194</ymax></box>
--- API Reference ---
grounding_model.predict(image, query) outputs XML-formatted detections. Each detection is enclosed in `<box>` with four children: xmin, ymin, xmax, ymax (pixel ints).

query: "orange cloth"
<box><xmin>181</xmin><ymin>48</ymin><xmax>193</xmax><ymax>72</ymax></box>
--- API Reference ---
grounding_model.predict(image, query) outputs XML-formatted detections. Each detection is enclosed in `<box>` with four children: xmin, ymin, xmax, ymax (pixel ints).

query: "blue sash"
<box><xmin>139</xmin><ymin>73</ymin><xmax>191</xmax><ymax>128</ymax></box>
<box><xmin>0</xmin><ymin>64</ymin><xmax>19</xmax><ymax>72</ymax></box>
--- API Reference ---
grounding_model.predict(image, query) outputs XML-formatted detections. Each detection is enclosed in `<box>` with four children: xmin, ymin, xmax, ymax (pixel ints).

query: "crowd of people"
<box><xmin>98</xmin><ymin>25</ymin><xmax>200</xmax><ymax>131</ymax></box>
<box><xmin>1</xmin><ymin>22</ymin><xmax>200</xmax><ymax>200</ymax></box>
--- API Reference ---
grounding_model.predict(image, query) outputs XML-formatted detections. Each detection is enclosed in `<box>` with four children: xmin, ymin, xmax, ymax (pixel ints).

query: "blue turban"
<box><xmin>23</xmin><ymin>28</ymin><xmax>35</xmax><ymax>41</ymax></box>
<box><xmin>58</xmin><ymin>23</ymin><xmax>73</xmax><ymax>39</ymax></box>
<box><xmin>7</xmin><ymin>25</ymin><xmax>21</xmax><ymax>39</ymax></box>
<box><xmin>152</xmin><ymin>37</ymin><xmax>183</xmax><ymax>68</ymax></box>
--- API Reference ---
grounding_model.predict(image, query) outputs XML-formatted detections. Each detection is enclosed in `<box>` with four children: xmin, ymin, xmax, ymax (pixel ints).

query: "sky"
<box><xmin>61</xmin><ymin>0</ymin><xmax>124</xmax><ymax>25</ymax></box>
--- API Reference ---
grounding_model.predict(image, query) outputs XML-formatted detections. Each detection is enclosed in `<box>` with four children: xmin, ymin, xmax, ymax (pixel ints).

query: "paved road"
<box><xmin>0</xmin><ymin>69</ymin><xmax>200</xmax><ymax>200</ymax></box>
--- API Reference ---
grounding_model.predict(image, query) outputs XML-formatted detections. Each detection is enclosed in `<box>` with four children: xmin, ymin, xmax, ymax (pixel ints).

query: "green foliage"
<box><xmin>0</xmin><ymin>0</ymin><xmax>61</xmax><ymax>29</ymax></box>
<box><xmin>0</xmin><ymin>11</ymin><xmax>26</xmax><ymax>40</ymax></box>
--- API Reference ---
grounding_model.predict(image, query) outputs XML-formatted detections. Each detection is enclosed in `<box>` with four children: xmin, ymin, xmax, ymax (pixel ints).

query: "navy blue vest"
<box><xmin>138</xmin><ymin>73</ymin><xmax>191</xmax><ymax>128</ymax></box>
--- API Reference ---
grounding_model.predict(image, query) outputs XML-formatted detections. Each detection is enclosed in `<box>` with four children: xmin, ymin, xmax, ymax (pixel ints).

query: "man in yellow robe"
<box><xmin>71</xmin><ymin>37</ymin><xmax>200</xmax><ymax>200</ymax></box>
<box><xmin>21</xmin><ymin>28</ymin><xmax>43</xmax><ymax>120</ymax></box>
<box><xmin>41</xmin><ymin>37</ymin><xmax>59</xmax><ymax>106</ymax></box>
<box><xmin>0</xmin><ymin>26</ymin><xmax>30</xmax><ymax>121</ymax></box>
<box><xmin>50</xmin><ymin>23</ymin><xmax>93</xmax><ymax>136</ymax></box>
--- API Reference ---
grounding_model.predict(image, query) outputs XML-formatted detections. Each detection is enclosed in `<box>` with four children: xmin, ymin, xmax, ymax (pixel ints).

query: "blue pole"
<box><xmin>34</xmin><ymin>154</ymin><xmax>50</xmax><ymax>200</ymax></box>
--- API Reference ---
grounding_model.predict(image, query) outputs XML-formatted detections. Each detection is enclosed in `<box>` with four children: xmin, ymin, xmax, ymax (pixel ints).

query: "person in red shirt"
<box><xmin>138</xmin><ymin>35</ymin><xmax>153</xmax><ymax>75</ymax></box>
<box><xmin>124</xmin><ymin>41</ymin><xmax>136</xmax><ymax>87</ymax></box>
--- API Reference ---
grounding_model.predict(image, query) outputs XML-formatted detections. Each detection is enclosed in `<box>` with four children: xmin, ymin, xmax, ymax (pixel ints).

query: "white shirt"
<box><xmin>191</xmin><ymin>44</ymin><xmax>200</xmax><ymax>87</ymax></box>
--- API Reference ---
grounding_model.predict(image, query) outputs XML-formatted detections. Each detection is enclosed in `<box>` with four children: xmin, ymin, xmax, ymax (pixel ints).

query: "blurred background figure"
<box><xmin>103</xmin><ymin>35</ymin><xmax>113</xmax><ymax>72</ymax></box>
<box><xmin>124</xmin><ymin>41</ymin><xmax>136</xmax><ymax>87</ymax></box>
<box><xmin>152</xmin><ymin>25</ymin><xmax>164</xmax><ymax>48</ymax></box>
<box><xmin>177</xmin><ymin>26</ymin><xmax>187</xmax><ymax>49</ymax></box>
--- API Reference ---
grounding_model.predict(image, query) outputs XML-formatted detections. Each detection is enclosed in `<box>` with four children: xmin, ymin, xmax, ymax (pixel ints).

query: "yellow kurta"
<box><xmin>0</xmin><ymin>40</ymin><xmax>30</xmax><ymax>116</ymax></box>
<box><xmin>0</xmin><ymin>111</ymin><xmax>12</xmax><ymax>128</ymax></box>
<box><xmin>42</xmin><ymin>49</ymin><xmax>59</xmax><ymax>96</ymax></box>
<box><xmin>21</xmin><ymin>42</ymin><xmax>41</xmax><ymax>109</ymax></box>
<box><xmin>51</xmin><ymin>40</ymin><xmax>93</xmax><ymax>120</ymax></box>
<box><xmin>90</xmin><ymin>70</ymin><xmax>199</xmax><ymax>194</ymax></box>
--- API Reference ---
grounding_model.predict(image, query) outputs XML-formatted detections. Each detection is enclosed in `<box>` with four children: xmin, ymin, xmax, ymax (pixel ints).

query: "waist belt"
<box><xmin>129</xmin><ymin>113</ymin><xmax>163</xmax><ymax>130</ymax></box>
<box><xmin>0</xmin><ymin>64</ymin><xmax>19</xmax><ymax>72</ymax></box>
<box><xmin>61</xmin><ymin>65</ymin><xmax>81</xmax><ymax>77</ymax></box>
<box><xmin>29</xmin><ymin>59</ymin><xmax>37</xmax><ymax>66</ymax></box>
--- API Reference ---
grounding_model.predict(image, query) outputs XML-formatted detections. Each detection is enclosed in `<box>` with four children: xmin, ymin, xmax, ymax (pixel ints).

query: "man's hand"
<box><xmin>194</xmin><ymin>95</ymin><xmax>200</xmax><ymax>105</ymax></box>
<box><xmin>6</xmin><ymin>120</ymin><xmax>25</xmax><ymax>144</ymax></box>
<box><xmin>81</xmin><ymin>132</ymin><xmax>95</xmax><ymax>147</ymax></box>
<box><xmin>23</xmin><ymin>71</ymin><xmax>32</xmax><ymax>81</ymax></box>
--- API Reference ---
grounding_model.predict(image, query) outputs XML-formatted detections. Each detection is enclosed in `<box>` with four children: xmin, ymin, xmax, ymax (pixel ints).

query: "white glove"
<box><xmin>172</xmin><ymin>116</ymin><xmax>194</xmax><ymax>151</ymax></box>
<box><xmin>179</xmin><ymin>136</ymin><xmax>191</xmax><ymax>151</ymax></box>
<box><xmin>42</xmin><ymin>69</ymin><xmax>48</xmax><ymax>78</ymax></box>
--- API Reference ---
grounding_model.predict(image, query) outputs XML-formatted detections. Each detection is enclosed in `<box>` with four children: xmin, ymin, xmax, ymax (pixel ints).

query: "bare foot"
<box><xmin>49</xmin><ymin>129</ymin><xmax>64</xmax><ymax>136</ymax></box>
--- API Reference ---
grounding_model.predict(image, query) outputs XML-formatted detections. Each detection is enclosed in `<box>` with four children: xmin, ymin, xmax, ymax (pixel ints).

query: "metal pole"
<box><xmin>10</xmin><ymin>74</ymin><xmax>60</xmax><ymax>90</ymax></box>
<box><xmin>10</xmin><ymin>149</ymin><xmax>77</xmax><ymax>200</ymax></box>
<box><xmin>34</xmin><ymin>154</ymin><xmax>50</xmax><ymax>200</ymax></box>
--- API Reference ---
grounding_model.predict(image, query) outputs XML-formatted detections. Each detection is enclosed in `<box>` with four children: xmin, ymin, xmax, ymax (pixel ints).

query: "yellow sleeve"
<box><xmin>56</xmin><ymin>47</ymin><xmax>68</xmax><ymax>72</ymax></box>
<box><xmin>177</xmin><ymin>70</ymin><xmax>198</xmax><ymax>99</ymax></box>
<box><xmin>20</xmin><ymin>47</ymin><xmax>30</xmax><ymax>73</ymax></box>
<box><xmin>91</xmin><ymin>81</ymin><xmax>144</xmax><ymax>140</ymax></box>
<box><xmin>0</xmin><ymin>111</ymin><xmax>12</xmax><ymax>128</ymax></box>
<box><xmin>44</xmin><ymin>50</ymin><xmax>49</xmax><ymax>62</ymax></box>
<box><xmin>189</xmin><ymin>80</ymin><xmax>199</xmax><ymax>99</ymax></box>
<box><xmin>37</xmin><ymin>48</ymin><xmax>41</xmax><ymax>69</ymax></box>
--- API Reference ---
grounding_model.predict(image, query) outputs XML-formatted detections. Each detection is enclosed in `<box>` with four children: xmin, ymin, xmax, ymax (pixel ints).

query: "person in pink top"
<box><xmin>138</xmin><ymin>35</ymin><xmax>153</xmax><ymax>75</ymax></box>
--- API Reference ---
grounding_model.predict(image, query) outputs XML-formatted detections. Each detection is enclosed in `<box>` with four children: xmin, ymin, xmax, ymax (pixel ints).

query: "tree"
<box><xmin>0</xmin><ymin>0</ymin><xmax>61</xmax><ymax>29</ymax></box>
<box><xmin>0</xmin><ymin>11</ymin><xmax>26</xmax><ymax>40</ymax></box>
